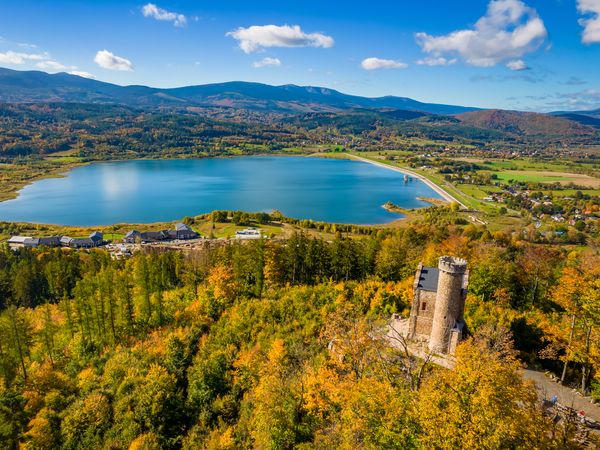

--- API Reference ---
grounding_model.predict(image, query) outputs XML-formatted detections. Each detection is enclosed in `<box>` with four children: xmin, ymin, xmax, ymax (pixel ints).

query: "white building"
<box><xmin>7</xmin><ymin>236</ymin><xmax>33</xmax><ymax>249</ymax></box>
<box><xmin>235</xmin><ymin>228</ymin><xmax>262</xmax><ymax>240</ymax></box>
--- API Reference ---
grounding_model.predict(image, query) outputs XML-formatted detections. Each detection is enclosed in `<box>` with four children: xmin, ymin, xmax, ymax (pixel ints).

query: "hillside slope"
<box><xmin>457</xmin><ymin>109</ymin><xmax>599</xmax><ymax>139</ymax></box>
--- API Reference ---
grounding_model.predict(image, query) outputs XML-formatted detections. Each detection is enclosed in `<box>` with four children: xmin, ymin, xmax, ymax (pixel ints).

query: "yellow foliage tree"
<box><xmin>196</xmin><ymin>265</ymin><xmax>239</xmax><ymax>320</ymax></box>
<box><xmin>249</xmin><ymin>339</ymin><xmax>302</xmax><ymax>450</ymax></box>
<box><xmin>417</xmin><ymin>338</ymin><xmax>558</xmax><ymax>449</ymax></box>
<box><xmin>544</xmin><ymin>254</ymin><xmax>600</xmax><ymax>392</ymax></box>
<box><xmin>129</xmin><ymin>432</ymin><xmax>162</xmax><ymax>450</ymax></box>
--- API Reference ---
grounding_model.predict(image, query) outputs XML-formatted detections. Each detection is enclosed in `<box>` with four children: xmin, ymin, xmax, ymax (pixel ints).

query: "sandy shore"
<box><xmin>347</xmin><ymin>154</ymin><xmax>467</xmax><ymax>209</ymax></box>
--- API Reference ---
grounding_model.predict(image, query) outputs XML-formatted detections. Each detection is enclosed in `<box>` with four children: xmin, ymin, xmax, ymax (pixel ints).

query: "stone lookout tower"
<box><xmin>407</xmin><ymin>256</ymin><xmax>469</xmax><ymax>354</ymax></box>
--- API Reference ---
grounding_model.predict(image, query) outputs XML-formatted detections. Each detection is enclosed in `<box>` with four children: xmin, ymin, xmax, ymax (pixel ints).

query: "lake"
<box><xmin>0</xmin><ymin>156</ymin><xmax>442</xmax><ymax>225</ymax></box>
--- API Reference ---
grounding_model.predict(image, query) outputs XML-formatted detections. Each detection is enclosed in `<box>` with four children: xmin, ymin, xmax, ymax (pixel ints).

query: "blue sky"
<box><xmin>0</xmin><ymin>0</ymin><xmax>599</xmax><ymax>111</ymax></box>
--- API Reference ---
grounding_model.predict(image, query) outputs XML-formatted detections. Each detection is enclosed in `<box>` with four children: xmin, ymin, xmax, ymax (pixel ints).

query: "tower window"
<box><xmin>421</xmin><ymin>302</ymin><xmax>427</xmax><ymax>311</ymax></box>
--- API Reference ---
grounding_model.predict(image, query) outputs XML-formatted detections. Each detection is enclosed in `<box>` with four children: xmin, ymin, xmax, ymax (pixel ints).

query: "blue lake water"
<box><xmin>0</xmin><ymin>156</ymin><xmax>442</xmax><ymax>225</ymax></box>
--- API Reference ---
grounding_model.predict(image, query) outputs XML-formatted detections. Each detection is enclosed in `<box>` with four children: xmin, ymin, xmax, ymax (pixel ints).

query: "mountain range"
<box><xmin>0</xmin><ymin>67</ymin><xmax>599</xmax><ymax>141</ymax></box>
<box><xmin>0</xmin><ymin>67</ymin><xmax>477</xmax><ymax>114</ymax></box>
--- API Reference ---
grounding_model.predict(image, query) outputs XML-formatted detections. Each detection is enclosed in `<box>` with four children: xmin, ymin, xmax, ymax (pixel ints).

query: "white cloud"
<box><xmin>506</xmin><ymin>59</ymin><xmax>528</xmax><ymax>70</ymax></box>
<box><xmin>94</xmin><ymin>50</ymin><xmax>133</xmax><ymax>71</ymax></box>
<box><xmin>416</xmin><ymin>0</ymin><xmax>546</xmax><ymax>67</ymax></box>
<box><xmin>252</xmin><ymin>57</ymin><xmax>282</xmax><ymax>68</ymax></box>
<box><xmin>533</xmin><ymin>88</ymin><xmax>600</xmax><ymax>111</ymax></box>
<box><xmin>416</xmin><ymin>56</ymin><xmax>457</xmax><ymax>66</ymax></box>
<box><xmin>36</xmin><ymin>60</ymin><xmax>76</xmax><ymax>71</ymax></box>
<box><xmin>142</xmin><ymin>3</ymin><xmax>187</xmax><ymax>27</ymax></box>
<box><xmin>69</xmin><ymin>70</ymin><xmax>96</xmax><ymax>79</ymax></box>
<box><xmin>0</xmin><ymin>46</ymin><xmax>79</xmax><ymax>74</ymax></box>
<box><xmin>0</xmin><ymin>50</ymin><xmax>49</xmax><ymax>65</ymax></box>
<box><xmin>226</xmin><ymin>25</ymin><xmax>334</xmax><ymax>53</ymax></box>
<box><xmin>361</xmin><ymin>57</ymin><xmax>408</xmax><ymax>70</ymax></box>
<box><xmin>578</xmin><ymin>0</ymin><xmax>600</xmax><ymax>43</ymax></box>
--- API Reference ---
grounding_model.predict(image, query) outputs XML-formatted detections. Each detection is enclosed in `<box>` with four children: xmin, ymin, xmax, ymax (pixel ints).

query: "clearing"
<box><xmin>495</xmin><ymin>170</ymin><xmax>600</xmax><ymax>187</ymax></box>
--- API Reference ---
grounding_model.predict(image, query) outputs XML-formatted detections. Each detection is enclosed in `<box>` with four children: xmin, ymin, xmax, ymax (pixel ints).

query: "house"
<box><xmin>60</xmin><ymin>233</ymin><xmax>103</xmax><ymax>249</ymax></box>
<box><xmin>235</xmin><ymin>228</ymin><xmax>262</xmax><ymax>240</ymax></box>
<box><xmin>124</xmin><ymin>230</ymin><xmax>168</xmax><ymax>243</ymax></box>
<box><xmin>38</xmin><ymin>237</ymin><xmax>61</xmax><ymax>247</ymax></box>
<box><xmin>25</xmin><ymin>238</ymin><xmax>41</xmax><ymax>248</ymax></box>
<box><xmin>6</xmin><ymin>236</ymin><xmax>59</xmax><ymax>249</ymax></box>
<box><xmin>89</xmin><ymin>232</ymin><xmax>104</xmax><ymax>246</ymax></box>
<box><xmin>175</xmin><ymin>223</ymin><xmax>198</xmax><ymax>240</ymax></box>
<box><xmin>60</xmin><ymin>236</ymin><xmax>74</xmax><ymax>247</ymax></box>
<box><xmin>124</xmin><ymin>230</ymin><xmax>141</xmax><ymax>243</ymax></box>
<box><xmin>123</xmin><ymin>224</ymin><xmax>199</xmax><ymax>244</ymax></box>
<box><xmin>141</xmin><ymin>231</ymin><xmax>169</xmax><ymax>242</ymax></box>
<box><xmin>8</xmin><ymin>233</ymin><xmax>103</xmax><ymax>250</ymax></box>
<box><xmin>7</xmin><ymin>236</ymin><xmax>33</xmax><ymax>249</ymax></box>
<box><xmin>69</xmin><ymin>238</ymin><xmax>96</xmax><ymax>249</ymax></box>
<box><xmin>124</xmin><ymin>230</ymin><xmax>167</xmax><ymax>243</ymax></box>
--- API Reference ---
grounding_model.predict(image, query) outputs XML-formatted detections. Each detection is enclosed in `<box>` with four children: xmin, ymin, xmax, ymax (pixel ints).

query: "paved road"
<box><xmin>346</xmin><ymin>154</ymin><xmax>469</xmax><ymax>209</ymax></box>
<box><xmin>523</xmin><ymin>369</ymin><xmax>600</xmax><ymax>422</ymax></box>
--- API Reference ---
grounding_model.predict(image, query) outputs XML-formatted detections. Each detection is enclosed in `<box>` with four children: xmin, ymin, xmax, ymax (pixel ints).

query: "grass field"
<box><xmin>193</xmin><ymin>221</ymin><xmax>285</xmax><ymax>239</ymax></box>
<box><xmin>494</xmin><ymin>170</ymin><xmax>600</xmax><ymax>187</ymax></box>
<box><xmin>103</xmin><ymin>233</ymin><xmax>126</xmax><ymax>241</ymax></box>
<box><xmin>457</xmin><ymin>184</ymin><xmax>497</xmax><ymax>199</ymax></box>
<box><xmin>551</xmin><ymin>188</ymin><xmax>600</xmax><ymax>197</ymax></box>
<box><xmin>484</xmin><ymin>214</ymin><xmax>527</xmax><ymax>232</ymax></box>
<box><xmin>458</xmin><ymin>157</ymin><xmax>600</xmax><ymax>173</ymax></box>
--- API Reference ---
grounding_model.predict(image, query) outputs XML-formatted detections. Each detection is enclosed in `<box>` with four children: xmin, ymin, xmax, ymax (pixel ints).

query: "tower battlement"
<box><xmin>438</xmin><ymin>256</ymin><xmax>467</xmax><ymax>274</ymax></box>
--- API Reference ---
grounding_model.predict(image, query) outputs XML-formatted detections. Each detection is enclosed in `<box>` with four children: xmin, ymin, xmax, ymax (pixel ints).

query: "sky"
<box><xmin>0</xmin><ymin>0</ymin><xmax>599</xmax><ymax>111</ymax></box>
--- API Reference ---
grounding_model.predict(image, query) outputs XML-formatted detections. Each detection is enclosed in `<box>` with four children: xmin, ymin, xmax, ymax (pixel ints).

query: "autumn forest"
<box><xmin>1</xmin><ymin>208</ymin><xmax>599</xmax><ymax>449</ymax></box>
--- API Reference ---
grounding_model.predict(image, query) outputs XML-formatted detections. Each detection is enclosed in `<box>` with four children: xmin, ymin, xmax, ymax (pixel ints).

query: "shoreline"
<box><xmin>346</xmin><ymin>153</ymin><xmax>467</xmax><ymax>209</ymax></box>
<box><xmin>1</xmin><ymin>153</ymin><xmax>462</xmax><ymax>228</ymax></box>
<box><xmin>0</xmin><ymin>154</ymin><xmax>415</xmax><ymax>228</ymax></box>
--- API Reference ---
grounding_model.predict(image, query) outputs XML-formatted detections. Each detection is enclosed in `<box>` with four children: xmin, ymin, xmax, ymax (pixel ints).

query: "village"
<box><xmin>482</xmin><ymin>185</ymin><xmax>599</xmax><ymax>236</ymax></box>
<box><xmin>6</xmin><ymin>222</ymin><xmax>264</xmax><ymax>257</ymax></box>
<box><xmin>399</xmin><ymin>152</ymin><xmax>600</xmax><ymax>240</ymax></box>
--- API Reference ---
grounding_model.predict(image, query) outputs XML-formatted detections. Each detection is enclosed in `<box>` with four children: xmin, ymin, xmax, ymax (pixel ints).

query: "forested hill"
<box><xmin>1</xmin><ymin>68</ymin><xmax>599</xmax><ymax>147</ymax></box>
<box><xmin>456</xmin><ymin>109</ymin><xmax>600</xmax><ymax>139</ymax></box>
<box><xmin>1</xmin><ymin>102</ymin><xmax>598</xmax><ymax>163</ymax></box>
<box><xmin>0</xmin><ymin>215</ymin><xmax>598</xmax><ymax>449</ymax></box>
<box><xmin>0</xmin><ymin>67</ymin><xmax>477</xmax><ymax>114</ymax></box>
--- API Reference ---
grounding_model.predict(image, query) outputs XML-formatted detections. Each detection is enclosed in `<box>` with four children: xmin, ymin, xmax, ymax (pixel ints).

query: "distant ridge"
<box><xmin>457</xmin><ymin>109</ymin><xmax>600</xmax><ymax>136</ymax></box>
<box><xmin>0</xmin><ymin>67</ymin><xmax>478</xmax><ymax>115</ymax></box>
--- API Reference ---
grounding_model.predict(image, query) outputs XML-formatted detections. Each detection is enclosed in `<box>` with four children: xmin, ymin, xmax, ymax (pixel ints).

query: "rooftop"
<box><xmin>417</xmin><ymin>266</ymin><xmax>439</xmax><ymax>292</ymax></box>
<box><xmin>8</xmin><ymin>236</ymin><xmax>32</xmax><ymax>243</ymax></box>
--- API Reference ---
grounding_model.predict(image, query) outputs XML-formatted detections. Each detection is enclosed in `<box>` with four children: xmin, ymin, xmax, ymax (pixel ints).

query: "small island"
<box><xmin>382</xmin><ymin>201</ymin><xmax>408</xmax><ymax>213</ymax></box>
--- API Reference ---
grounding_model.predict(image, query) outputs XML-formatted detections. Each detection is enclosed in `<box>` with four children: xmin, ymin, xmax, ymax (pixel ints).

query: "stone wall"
<box><xmin>409</xmin><ymin>290</ymin><xmax>437</xmax><ymax>340</ymax></box>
